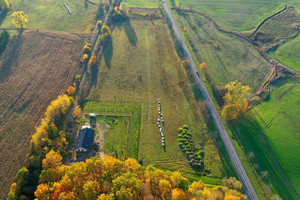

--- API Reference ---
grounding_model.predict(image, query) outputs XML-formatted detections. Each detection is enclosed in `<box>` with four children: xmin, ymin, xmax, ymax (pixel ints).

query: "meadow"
<box><xmin>171</xmin><ymin>0</ymin><xmax>300</xmax><ymax>32</ymax></box>
<box><xmin>85</xmin><ymin>17</ymin><xmax>228</xmax><ymax>181</ymax></box>
<box><xmin>177</xmin><ymin>11</ymin><xmax>272</xmax><ymax>94</ymax></box>
<box><xmin>0</xmin><ymin>0</ymin><xmax>97</xmax><ymax>33</ymax></box>
<box><xmin>83</xmin><ymin>101</ymin><xmax>142</xmax><ymax>160</ymax></box>
<box><xmin>270</xmin><ymin>35</ymin><xmax>300</xmax><ymax>73</ymax></box>
<box><xmin>229</xmin><ymin>81</ymin><xmax>300</xmax><ymax>199</ymax></box>
<box><xmin>0</xmin><ymin>30</ymin><xmax>82</xmax><ymax>199</ymax></box>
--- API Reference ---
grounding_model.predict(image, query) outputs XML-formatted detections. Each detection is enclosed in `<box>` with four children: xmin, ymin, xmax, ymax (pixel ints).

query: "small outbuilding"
<box><xmin>90</xmin><ymin>113</ymin><xmax>96</xmax><ymax>118</ymax></box>
<box><xmin>75</xmin><ymin>124</ymin><xmax>95</xmax><ymax>152</ymax></box>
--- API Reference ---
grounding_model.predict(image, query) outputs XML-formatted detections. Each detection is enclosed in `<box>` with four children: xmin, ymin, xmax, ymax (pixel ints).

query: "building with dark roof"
<box><xmin>75</xmin><ymin>124</ymin><xmax>95</xmax><ymax>152</ymax></box>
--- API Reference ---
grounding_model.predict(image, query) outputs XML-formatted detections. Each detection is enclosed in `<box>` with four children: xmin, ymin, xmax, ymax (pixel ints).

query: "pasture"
<box><xmin>84</xmin><ymin>101</ymin><xmax>142</xmax><ymax>160</ymax></box>
<box><xmin>270</xmin><ymin>35</ymin><xmax>300</xmax><ymax>73</ymax></box>
<box><xmin>177</xmin><ymin>11</ymin><xmax>272</xmax><ymax>94</ymax></box>
<box><xmin>172</xmin><ymin>0</ymin><xmax>300</xmax><ymax>32</ymax></box>
<box><xmin>0</xmin><ymin>30</ymin><xmax>82</xmax><ymax>199</ymax></box>
<box><xmin>230</xmin><ymin>81</ymin><xmax>300</xmax><ymax>199</ymax></box>
<box><xmin>85</xmin><ymin>17</ymin><xmax>227</xmax><ymax>180</ymax></box>
<box><xmin>0</xmin><ymin>0</ymin><xmax>97</xmax><ymax>33</ymax></box>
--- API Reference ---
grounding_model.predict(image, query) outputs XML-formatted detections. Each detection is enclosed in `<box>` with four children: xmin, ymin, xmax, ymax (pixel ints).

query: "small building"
<box><xmin>75</xmin><ymin>125</ymin><xmax>95</xmax><ymax>152</ymax></box>
<box><xmin>90</xmin><ymin>113</ymin><xmax>96</xmax><ymax>118</ymax></box>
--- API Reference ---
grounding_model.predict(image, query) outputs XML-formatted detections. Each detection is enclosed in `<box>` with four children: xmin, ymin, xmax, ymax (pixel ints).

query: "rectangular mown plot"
<box><xmin>84</xmin><ymin>101</ymin><xmax>142</xmax><ymax>160</ymax></box>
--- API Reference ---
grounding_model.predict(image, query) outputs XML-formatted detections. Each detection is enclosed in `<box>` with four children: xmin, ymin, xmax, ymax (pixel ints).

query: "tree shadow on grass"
<box><xmin>91</xmin><ymin>65</ymin><xmax>98</xmax><ymax>86</ymax></box>
<box><xmin>0</xmin><ymin>10</ymin><xmax>8</xmax><ymax>26</ymax></box>
<box><xmin>103</xmin><ymin>37</ymin><xmax>113</xmax><ymax>69</ymax></box>
<box><xmin>115</xmin><ymin>19</ymin><xmax>138</xmax><ymax>47</ymax></box>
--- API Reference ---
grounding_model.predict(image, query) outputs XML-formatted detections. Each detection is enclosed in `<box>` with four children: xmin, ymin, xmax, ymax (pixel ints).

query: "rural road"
<box><xmin>162</xmin><ymin>1</ymin><xmax>259</xmax><ymax>199</ymax></box>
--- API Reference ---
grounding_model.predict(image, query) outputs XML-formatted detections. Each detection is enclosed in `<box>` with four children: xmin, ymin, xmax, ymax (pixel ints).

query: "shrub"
<box><xmin>101</xmin><ymin>25</ymin><xmax>111</xmax><ymax>42</ymax></box>
<box><xmin>89</xmin><ymin>55</ymin><xmax>97</xmax><ymax>67</ymax></box>
<box><xmin>82</xmin><ymin>43</ymin><xmax>92</xmax><ymax>54</ymax></box>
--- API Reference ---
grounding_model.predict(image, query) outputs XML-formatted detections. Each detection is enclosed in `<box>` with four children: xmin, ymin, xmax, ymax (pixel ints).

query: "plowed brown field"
<box><xmin>0</xmin><ymin>30</ymin><xmax>82</xmax><ymax>199</ymax></box>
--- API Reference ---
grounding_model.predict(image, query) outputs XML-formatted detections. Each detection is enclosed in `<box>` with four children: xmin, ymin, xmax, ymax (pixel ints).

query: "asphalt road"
<box><xmin>162</xmin><ymin>1</ymin><xmax>259</xmax><ymax>199</ymax></box>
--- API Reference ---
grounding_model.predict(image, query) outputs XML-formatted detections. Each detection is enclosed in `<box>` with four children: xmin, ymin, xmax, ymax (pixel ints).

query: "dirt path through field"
<box><xmin>96</xmin><ymin>122</ymin><xmax>108</xmax><ymax>158</ymax></box>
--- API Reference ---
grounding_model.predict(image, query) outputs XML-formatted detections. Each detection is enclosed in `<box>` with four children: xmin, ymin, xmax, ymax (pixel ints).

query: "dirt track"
<box><xmin>0</xmin><ymin>30</ymin><xmax>82</xmax><ymax>199</ymax></box>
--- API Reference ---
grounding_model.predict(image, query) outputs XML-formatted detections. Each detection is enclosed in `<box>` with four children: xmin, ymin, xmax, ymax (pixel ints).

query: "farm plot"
<box><xmin>270</xmin><ymin>35</ymin><xmax>300</xmax><ymax>73</ymax></box>
<box><xmin>0</xmin><ymin>0</ymin><xmax>98</xmax><ymax>33</ymax></box>
<box><xmin>84</xmin><ymin>101</ymin><xmax>142</xmax><ymax>160</ymax></box>
<box><xmin>86</xmin><ymin>18</ymin><xmax>226</xmax><ymax>179</ymax></box>
<box><xmin>177</xmin><ymin>12</ymin><xmax>272</xmax><ymax>94</ymax></box>
<box><xmin>171</xmin><ymin>0</ymin><xmax>300</xmax><ymax>32</ymax></box>
<box><xmin>0</xmin><ymin>30</ymin><xmax>82</xmax><ymax>199</ymax></box>
<box><xmin>230</xmin><ymin>81</ymin><xmax>300</xmax><ymax>199</ymax></box>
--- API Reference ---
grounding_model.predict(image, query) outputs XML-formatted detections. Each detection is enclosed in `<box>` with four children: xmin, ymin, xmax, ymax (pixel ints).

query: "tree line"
<box><xmin>7</xmin><ymin>95</ymin><xmax>75</xmax><ymax>200</ymax></box>
<box><xmin>32</xmin><ymin>153</ymin><xmax>245</xmax><ymax>200</ymax></box>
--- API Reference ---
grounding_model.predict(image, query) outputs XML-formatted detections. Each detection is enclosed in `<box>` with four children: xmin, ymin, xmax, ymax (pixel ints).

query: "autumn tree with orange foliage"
<box><xmin>221</xmin><ymin>81</ymin><xmax>250</xmax><ymax>120</ymax></box>
<box><xmin>200</xmin><ymin>62</ymin><xmax>207</xmax><ymax>70</ymax></box>
<box><xmin>67</xmin><ymin>85</ymin><xmax>75</xmax><ymax>96</ymax></box>
<box><xmin>31</xmin><ymin>155</ymin><xmax>246</xmax><ymax>200</ymax></box>
<box><xmin>7</xmin><ymin>95</ymin><xmax>74</xmax><ymax>200</ymax></box>
<box><xmin>89</xmin><ymin>55</ymin><xmax>97</xmax><ymax>67</ymax></box>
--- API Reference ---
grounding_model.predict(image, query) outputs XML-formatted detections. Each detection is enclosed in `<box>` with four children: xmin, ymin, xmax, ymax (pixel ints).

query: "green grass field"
<box><xmin>123</xmin><ymin>0</ymin><xmax>158</xmax><ymax>8</ymax></box>
<box><xmin>101</xmin><ymin>116</ymin><xmax>131</xmax><ymax>159</ymax></box>
<box><xmin>172</xmin><ymin>0</ymin><xmax>300</xmax><ymax>32</ymax></box>
<box><xmin>84</xmin><ymin>101</ymin><xmax>142</xmax><ymax>160</ymax></box>
<box><xmin>270</xmin><ymin>35</ymin><xmax>300</xmax><ymax>73</ymax></box>
<box><xmin>85</xmin><ymin>19</ymin><xmax>228</xmax><ymax>180</ymax></box>
<box><xmin>229</xmin><ymin>81</ymin><xmax>300</xmax><ymax>199</ymax></box>
<box><xmin>0</xmin><ymin>0</ymin><xmax>97</xmax><ymax>33</ymax></box>
<box><xmin>177</xmin><ymin>12</ymin><xmax>272</xmax><ymax>93</ymax></box>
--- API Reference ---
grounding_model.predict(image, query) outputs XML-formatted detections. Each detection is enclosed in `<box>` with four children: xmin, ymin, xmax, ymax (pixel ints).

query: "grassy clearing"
<box><xmin>177</xmin><ymin>11</ymin><xmax>272</xmax><ymax>93</ymax></box>
<box><xmin>86</xmin><ymin>18</ymin><xmax>227</xmax><ymax>180</ymax></box>
<box><xmin>0</xmin><ymin>30</ymin><xmax>82</xmax><ymax>199</ymax></box>
<box><xmin>270</xmin><ymin>35</ymin><xmax>300</xmax><ymax>73</ymax></box>
<box><xmin>122</xmin><ymin>0</ymin><xmax>158</xmax><ymax>8</ymax></box>
<box><xmin>171</xmin><ymin>0</ymin><xmax>300</xmax><ymax>32</ymax></box>
<box><xmin>229</xmin><ymin>81</ymin><xmax>300</xmax><ymax>199</ymax></box>
<box><xmin>83</xmin><ymin>101</ymin><xmax>142</xmax><ymax>160</ymax></box>
<box><xmin>0</xmin><ymin>0</ymin><xmax>97</xmax><ymax>33</ymax></box>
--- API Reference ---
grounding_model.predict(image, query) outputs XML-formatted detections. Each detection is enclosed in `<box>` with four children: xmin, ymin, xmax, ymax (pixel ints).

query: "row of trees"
<box><xmin>178</xmin><ymin>125</ymin><xmax>204</xmax><ymax>170</ymax></box>
<box><xmin>7</xmin><ymin>95</ymin><xmax>75</xmax><ymax>200</ymax></box>
<box><xmin>32</xmin><ymin>154</ymin><xmax>246</xmax><ymax>200</ymax></box>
